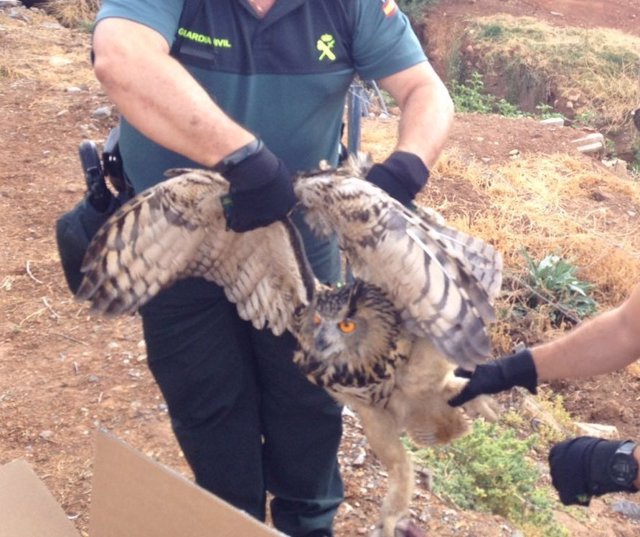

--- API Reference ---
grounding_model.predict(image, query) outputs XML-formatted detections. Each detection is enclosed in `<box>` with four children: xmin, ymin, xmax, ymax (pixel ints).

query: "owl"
<box><xmin>77</xmin><ymin>156</ymin><xmax>502</xmax><ymax>537</ymax></box>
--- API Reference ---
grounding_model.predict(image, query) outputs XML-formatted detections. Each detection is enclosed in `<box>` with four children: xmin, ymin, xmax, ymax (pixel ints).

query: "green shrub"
<box><xmin>479</xmin><ymin>23</ymin><xmax>505</xmax><ymax>40</ymax></box>
<box><xmin>450</xmin><ymin>72</ymin><xmax>494</xmax><ymax>113</ymax></box>
<box><xmin>520</xmin><ymin>251</ymin><xmax>598</xmax><ymax>325</ymax></box>
<box><xmin>450</xmin><ymin>72</ymin><xmax>527</xmax><ymax>117</ymax></box>
<box><xmin>407</xmin><ymin>420</ymin><xmax>567</xmax><ymax>536</ymax></box>
<box><xmin>535</xmin><ymin>103</ymin><xmax>564</xmax><ymax>120</ymax></box>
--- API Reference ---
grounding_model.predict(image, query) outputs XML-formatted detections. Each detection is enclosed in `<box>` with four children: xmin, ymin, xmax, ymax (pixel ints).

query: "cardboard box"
<box><xmin>0</xmin><ymin>431</ymin><xmax>283</xmax><ymax>537</ymax></box>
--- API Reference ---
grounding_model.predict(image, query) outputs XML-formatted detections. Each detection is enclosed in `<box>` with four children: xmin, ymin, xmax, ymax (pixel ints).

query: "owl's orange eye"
<box><xmin>338</xmin><ymin>320</ymin><xmax>357</xmax><ymax>333</ymax></box>
<box><xmin>313</xmin><ymin>313</ymin><xmax>322</xmax><ymax>326</ymax></box>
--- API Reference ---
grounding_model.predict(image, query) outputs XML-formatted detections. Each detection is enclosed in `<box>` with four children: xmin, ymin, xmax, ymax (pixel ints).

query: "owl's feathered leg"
<box><xmin>441</xmin><ymin>369</ymin><xmax>500</xmax><ymax>423</ymax></box>
<box><xmin>355</xmin><ymin>404</ymin><xmax>421</xmax><ymax>537</ymax></box>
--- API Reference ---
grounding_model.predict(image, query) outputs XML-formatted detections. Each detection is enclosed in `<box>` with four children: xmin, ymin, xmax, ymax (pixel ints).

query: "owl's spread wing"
<box><xmin>295</xmin><ymin>162</ymin><xmax>502</xmax><ymax>369</ymax></box>
<box><xmin>76</xmin><ymin>169</ymin><xmax>314</xmax><ymax>335</ymax></box>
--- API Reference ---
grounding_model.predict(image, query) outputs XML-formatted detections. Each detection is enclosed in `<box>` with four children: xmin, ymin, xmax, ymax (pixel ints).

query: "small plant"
<box><xmin>450</xmin><ymin>72</ymin><xmax>527</xmax><ymax>117</ymax></box>
<box><xmin>535</xmin><ymin>103</ymin><xmax>564</xmax><ymax>120</ymax></box>
<box><xmin>479</xmin><ymin>23</ymin><xmax>505</xmax><ymax>40</ymax></box>
<box><xmin>521</xmin><ymin>251</ymin><xmax>598</xmax><ymax>325</ymax></box>
<box><xmin>534</xmin><ymin>388</ymin><xmax>578</xmax><ymax>446</ymax></box>
<box><xmin>631</xmin><ymin>150</ymin><xmax>640</xmax><ymax>178</ymax></box>
<box><xmin>495</xmin><ymin>97</ymin><xmax>526</xmax><ymax>117</ymax></box>
<box><xmin>407</xmin><ymin>420</ymin><xmax>568</xmax><ymax>536</ymax></box>
<box><xmin>450</xmin><ymin>72</ymin><xmax>494</xmax><ymax>113</ymax></box>
<box><xmin>574</xmin><ymin>109</ymin><xmax>597</xmax><ymax>126</ymax></box>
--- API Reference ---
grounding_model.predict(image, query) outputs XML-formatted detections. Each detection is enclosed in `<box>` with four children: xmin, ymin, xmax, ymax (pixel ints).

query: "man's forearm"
<box><xmin>534</xmin><ymin>284</ymin><xmax>640</xmax><ymax>381</ymax></box>
<box><xmin>93</xmin><ymin>18</ymin><xmax>253</xmax><ymax>167</ymax></box>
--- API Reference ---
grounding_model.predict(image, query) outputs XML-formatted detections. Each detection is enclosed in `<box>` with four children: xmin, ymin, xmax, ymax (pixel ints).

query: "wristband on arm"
<box><xmin>215</xmin><ymin>139</ymin><xmax>296</xmax><ymax>232</ymax></box>
<box><xmin>549</xmin><ymin>436</ymin><xmax>639</xmax><ymax>506</ymax></box>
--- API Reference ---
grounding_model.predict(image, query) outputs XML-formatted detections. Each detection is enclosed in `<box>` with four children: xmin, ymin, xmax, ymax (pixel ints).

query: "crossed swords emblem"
<box><xmin>317</xmin><ymin>34</ymin><xmax>336</xmax><ymax>61</ymax></box>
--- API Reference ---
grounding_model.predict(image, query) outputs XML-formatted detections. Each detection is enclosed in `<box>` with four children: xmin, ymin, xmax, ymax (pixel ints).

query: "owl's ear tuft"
<box><xmin>347</xmin><ymin>279</ymin><xmax>367</xmax><ymax>311</ymax></box>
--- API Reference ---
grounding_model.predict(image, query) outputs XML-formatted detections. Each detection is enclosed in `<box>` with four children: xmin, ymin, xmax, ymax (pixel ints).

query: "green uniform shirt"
<box><xmin>95</xmin><ymin>0</ymin><xmax>427</xmax><ymax>280</ymax></box>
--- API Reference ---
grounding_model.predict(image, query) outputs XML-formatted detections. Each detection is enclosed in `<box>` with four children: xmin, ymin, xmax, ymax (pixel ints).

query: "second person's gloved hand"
<box><xmin>217</xmin><ymin>139</ymin><xmax>296</xmax><ymax>232</ymax></box>
<box><xmin>447</xmin><ymin>348</ymin><xmax>539</xmax><ymax>407</ymax></box>
<box><xmin>365</xmin><ymin>151</ymin><xmax>429</xmax><ymax>206</ymax></box>
<box><xmin>549</xmin><ymin>436</ymin><xmax>639</xmax><ymax>505</ymax></box>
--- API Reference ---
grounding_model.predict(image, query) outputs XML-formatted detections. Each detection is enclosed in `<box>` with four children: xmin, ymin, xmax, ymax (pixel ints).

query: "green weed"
<box><xmin>535</xmin><ymin>103</ymin><xmax>564</xmax><ymax>120</ymax></box>
<box><xmin>520</xmin><ymin>251</ymin><xmax>598</xmax><ymax>325</ymax></box>
<box><xmin>407</xmin><ymin>420</ymin><xmax>568</xmax><ymax>536</ymax></box>
<box><xmin>479</xmin><ymin>23</ymin><xmax>505</xmax><ymax>40</ymax></box>
<box><xmin>450</xmin><ymin>72</ymin><xmax>527</xmax><ymax>117</ymax></box>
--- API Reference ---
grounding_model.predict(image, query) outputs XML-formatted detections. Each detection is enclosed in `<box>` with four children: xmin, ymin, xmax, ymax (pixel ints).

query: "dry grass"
<box><xmin>0</xmin><ymin>9</ymin><xmax>95</xmax><ymax>87</ymax></box>
<box><xmin>42</xmin><ymin>0</ymin><xmax>99</xmax><ymax>28</ymax></box>
<box><xmin>444</xmin><ymin>153</ymin><xmax>640</xmax><ymax>348</ymax></box>
<box><xmin>362</xmin><ymin>117</ymin><xmax>640</xmax><ymax>350</ymax></box>
<box><xmin>466</xmin><ymin>15</ymin><xmax>640</xmax><ymax>134</ymax></box>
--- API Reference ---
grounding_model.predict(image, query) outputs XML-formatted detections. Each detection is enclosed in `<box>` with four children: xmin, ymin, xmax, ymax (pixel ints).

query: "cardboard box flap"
<box><xmin>0</xmin><ymin>459</ymin><xmax>80</xmax><ymax>537</ymax></box>
<box><xmin>90</xmin><ymin>431</ymin><xmax>283</xmax><ymax>537</ymax></box>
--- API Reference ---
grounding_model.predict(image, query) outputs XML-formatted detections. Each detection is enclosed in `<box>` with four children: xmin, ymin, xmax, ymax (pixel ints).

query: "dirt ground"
<box><xmin>1</xmin><ymin>1</ymin><xmax>639</xmax><ymax>536</ymax></box>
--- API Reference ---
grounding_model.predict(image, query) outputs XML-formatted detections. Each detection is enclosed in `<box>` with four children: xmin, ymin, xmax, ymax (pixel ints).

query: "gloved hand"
<box><xmin>447</xmin><ymin>348</ymin><xmax>538</xmax><ymax>407</ymax></box>
<box><xmin>217</xmin><ymin>139</ymin><xmax>296</xmax><ymax>232</ymax></box>
<box><xmin>365</xmin><ymin>151</ymin><xmax>429</xmax><ymax>206</ymax></box>
<box><xmin>549</xmin><ymin>437</ymin><xmax>639</xmax><ymax>506</ymax></box>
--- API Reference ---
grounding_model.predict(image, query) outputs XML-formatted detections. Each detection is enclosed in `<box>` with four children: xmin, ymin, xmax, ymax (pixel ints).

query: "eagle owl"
<box><xmin>77</xmin><ymin>156</ymin><xmax>502</xmax><ymax>537</ymax></box>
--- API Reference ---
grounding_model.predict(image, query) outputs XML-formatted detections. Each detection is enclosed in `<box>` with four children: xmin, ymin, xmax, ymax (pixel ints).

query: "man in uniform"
<box><xmin>92</xmin><ymin>1</ymin><xmax>454</xmax><ymax>535</ymax></box>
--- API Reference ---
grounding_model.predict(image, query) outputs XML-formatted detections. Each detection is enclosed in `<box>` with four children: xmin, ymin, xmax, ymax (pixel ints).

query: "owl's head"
<box><xmin>300</xmin><ymin>280</ymin><xmax>402</xmax><ymax>367</ymax></box>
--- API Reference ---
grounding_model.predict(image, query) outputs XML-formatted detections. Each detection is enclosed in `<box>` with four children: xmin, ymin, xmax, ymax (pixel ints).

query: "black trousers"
<box><xmin>139</xmin><ymin>277</ymin><xmax>343</xmax><ymax>537</ymax></box>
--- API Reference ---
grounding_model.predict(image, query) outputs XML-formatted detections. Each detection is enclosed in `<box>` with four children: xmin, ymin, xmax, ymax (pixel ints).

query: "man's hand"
<box><xmin>365</xmin><ymin>151</ymin><xmax>429</xmax><ymax>206</ymax></box>
<box><xmin>218</xmin><ymin>140</ymin><xmax>296</xmax><ymax>232</ymax></box>
<box><xmin>549</xmin><ymin>437</ymin><xmax>639</xmax><ymax>506</ymax></box>
<box><xmin>447</xmin><ymin>349</ymin><xmax>538</xmax><ymax>407</ymax></box>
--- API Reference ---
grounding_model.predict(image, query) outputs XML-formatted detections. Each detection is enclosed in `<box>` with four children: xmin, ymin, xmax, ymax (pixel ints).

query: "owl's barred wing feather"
<box><xmin>76</xmin><ymin>173</ymin><xmax>212</xmax><ymax>314</ymax></box>
<box><xmin>76</xmin><ymin>169</ymin><xmax>314</xmax><ymax>335</ymax></box>
<box><xmin>411</xmin><ymin>204</ymin><xmax>502</xmax><ymax>302</ymax></box>
<box><xmin>295</xmin><ymin>167</ymin><xmax>502</xmax><ymax>369</ymax></box>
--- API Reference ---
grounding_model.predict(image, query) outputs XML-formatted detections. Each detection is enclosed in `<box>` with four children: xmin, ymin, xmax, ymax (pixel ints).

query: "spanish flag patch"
<box><xmin>381</xmin><ymin>0</ymin><xmax>398</xmax><ymax>17</ymax></box>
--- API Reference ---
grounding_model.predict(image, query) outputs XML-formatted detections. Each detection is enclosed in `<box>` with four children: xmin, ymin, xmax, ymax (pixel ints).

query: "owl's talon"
<box><xmin>462</xmin><ymin>394</ymin><xmax>500</xmax><ymax>422</ymax></box>
<box><xmin>369</xmin><ymin>517</ymin><xmax>425</xmax><ymax>537</ymax></box>
<box><xmin>394</xmin><ymin>517</ymin><xmax>426</xmax><ymax>537</ymax></box>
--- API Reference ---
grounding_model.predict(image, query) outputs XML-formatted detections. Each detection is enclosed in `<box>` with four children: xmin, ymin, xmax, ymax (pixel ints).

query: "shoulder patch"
<box><xmin>380</xmin><ymin>0</ymin><xmax>398</xmax><ymax>17</ymax></box>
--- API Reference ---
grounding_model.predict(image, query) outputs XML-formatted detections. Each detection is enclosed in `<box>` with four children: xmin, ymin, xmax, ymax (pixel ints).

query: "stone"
<box><xmin>572</xmin><ymin>132</ymin><xmax>605</xmax><ymax>154</ymax></box>
<box><xmin>540</xmin><ymin>117</ymin><xmax>565</xmax><ymax>127</ymax></box>
<box><xmin>577</xmin><ymin>142</ymin><xmax>604</xmax><ymax>154</ymax></box>
<box><xmin>575</xmin><ymin>422</ymin><xmax>619</xmax><ymax>439</ymax></box>
<box><xmin>572</xmin><ymin>132</ymin><xmax>604</xmax><ymax>145</ymax></box>
<box><xmin>92</xmin><ymin>105</ymin><xmax>113</xmax><ymax>119</ymax></box>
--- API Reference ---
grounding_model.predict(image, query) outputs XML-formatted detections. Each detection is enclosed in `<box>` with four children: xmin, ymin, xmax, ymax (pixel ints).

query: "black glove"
<box><xmin>549</xmin><ymin>437</ymin><xmax>639</xmax><ymax>506</ymax></box>
<box><xmin>217</xmin><ymin>139</ymin><xmax>296</xmax><ymax>232</ymax></box>
<box><xmin>447</xmin><ymin>348</ymin><xmax>538</xmax><ymax>407</ymax></box>
<box><xmin>365</xmin><ymin>151</ymin><xmax>429</xmax><ymax>206</ymax></box>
